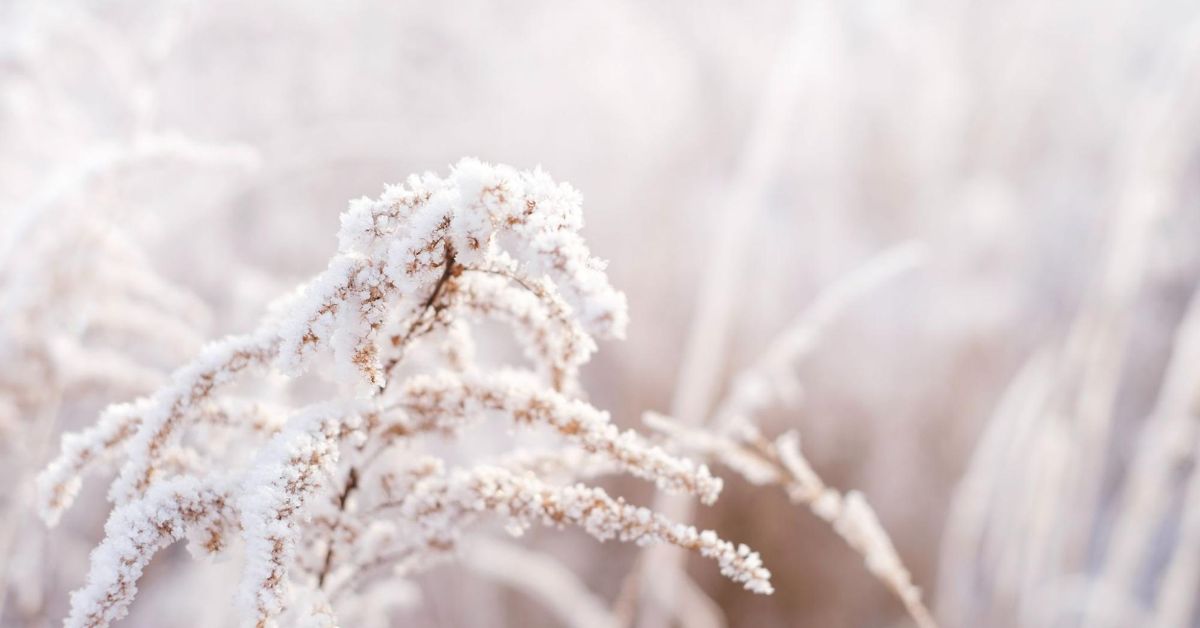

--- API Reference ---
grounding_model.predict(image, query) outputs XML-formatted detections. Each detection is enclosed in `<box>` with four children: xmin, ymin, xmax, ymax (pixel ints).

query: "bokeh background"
<box><xmin>3</xmin><ymin>0</ymin><xmax>1200</xmax><ymax>626</ymax></box>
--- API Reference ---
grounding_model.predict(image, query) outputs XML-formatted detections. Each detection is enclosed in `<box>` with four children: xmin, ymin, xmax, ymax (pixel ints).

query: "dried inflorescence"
<box><xmin>379</xmin><ymin>462</ymin><xmax>769</xmax><ymax>590</ymax></box>
<box><xmin>649</xmin><ymin>414</ymin><xmax>933</xmax><ymax>628</ymax></box>
<box><xmin>642</xmin><ymin>243</ymin><xmax>936</xmax><ymax>628</ymax></box>
<box><xmin>39</xmin><ymin>159</ymin><xmax>771</xmax><ymax>628</ymax></box>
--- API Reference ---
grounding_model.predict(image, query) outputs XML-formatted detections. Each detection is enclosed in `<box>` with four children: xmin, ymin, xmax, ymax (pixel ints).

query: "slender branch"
<box><xmin>461</xmin><ymin>266</ymin><xmax>537</xmax><ymax>294</ymax></box>
<box><xmin>316</xmin><ymin>467</ymin><xmax>359</xmax><ymax>590</ymax></box>
<box><xmin>381</xmin><ymin>244</ymin><xmax>459</xmax><ymax>386</ymax></box>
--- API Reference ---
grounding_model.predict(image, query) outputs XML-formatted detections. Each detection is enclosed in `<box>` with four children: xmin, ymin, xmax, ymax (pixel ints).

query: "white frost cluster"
<box><xmin>277</xmin><ymin>157</ymin><xmax>628</xmax><ymax>390</ymax></box>
<box><xmin>38</xmin><ymin>160</ymin><xmax>769</xmax><ymax>628</ymax></box>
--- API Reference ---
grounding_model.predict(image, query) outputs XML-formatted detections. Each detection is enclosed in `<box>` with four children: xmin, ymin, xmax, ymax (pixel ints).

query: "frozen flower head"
<box><xmin>279</xmin><ymin>157</ymin><xmax>629</xmax><ymax>392</ymax></box>
<box><xmin>38</xmin><ymin>160</ymin><xmax>769</xmax><ymax>628</ymax></box>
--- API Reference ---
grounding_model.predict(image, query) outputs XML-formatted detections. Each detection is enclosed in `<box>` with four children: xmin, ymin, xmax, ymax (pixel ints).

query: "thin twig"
<box><xmin>317</xmin><ymin>467</ymin><xmax>359</xmax><ymax>590</ymax></box>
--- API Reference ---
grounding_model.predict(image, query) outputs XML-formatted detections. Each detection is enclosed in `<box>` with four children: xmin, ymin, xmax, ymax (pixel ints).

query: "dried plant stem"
<box><xmin>317</xmin><ymin>467</ymin><xmax>359</xmax><ymax>590</ymax></box>
<box><xmin>647</xmin><ymin>413</ymin><xmax>937</xmax><ymax>628</ymax></box>
<box><xmin>935</xmin><ymin>353</ymin><xmax>1056</xmax><ymax>626</ymax></box>
<box><xmin>637</xmin><ymin>241</ymin><xmax>929</xmax><ymax>627</ymax></box>
<box><xmin>763</xmin><ymin>434</ymin><xmax>936</xmax><ymax>628</ymax></box>
<box><xmin>1152</xmin><ymin>415</ymin><xmax>1200</xmax><ymax>627</ymax></box>
<box><xmin>1094</xmin><ymin>289</ymin><xmax>1200</xmax><ymax>605</ymax></box>
<box><xmin>1064</xmin><ymin>11</ymin><xmax>1200</xmax><ymax>579</ymax></box>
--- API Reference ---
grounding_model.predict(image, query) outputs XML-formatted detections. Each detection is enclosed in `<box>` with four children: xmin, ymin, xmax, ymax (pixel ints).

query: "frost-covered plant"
<box><xmin>38</xmin><ymin>159</ymin><xmax>772</xmax><ymax>628</ymax></box>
